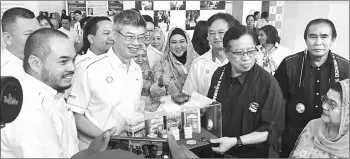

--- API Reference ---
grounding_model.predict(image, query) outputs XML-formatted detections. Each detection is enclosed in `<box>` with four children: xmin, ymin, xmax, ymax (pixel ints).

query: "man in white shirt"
<box><xmin>73</xmin><ymin>10</ymin><xmax>83</xmax><ymax>35</ymax></box>
<box><xmin>67</xmin><ymin>9</ymin><xmax>145</xmax><ymax>150</ymax></box>
<box><xmin>142</xmin><ymin>15</ymin><xmax>163</xmax><ymax>68</ymax></box>
<box><xmin>182</xmin><ymin>13</ymin><xmax>239</xmax><ymax>96</ymax></box>
<box><xmin>1</xmin><ymin>7</ymin><xmax>40</xmax><ymax>81</ymax></box>
<box><xmin>1</xmin><ymin>28</ymin><xmax>110</xmax><ymax>158</ymax></box>
<box><xmin>58</xmin><ymin>16</ymin><xmax>80</xmax><ymax>51</ymax></box>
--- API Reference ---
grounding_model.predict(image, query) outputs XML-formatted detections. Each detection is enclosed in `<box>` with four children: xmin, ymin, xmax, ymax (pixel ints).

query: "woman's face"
<box><xmin>246</xmin><ymin>16</ymin><xmax>255</xmax><ymax>28</ymax></box>
<box><xmin>152</xmin><ymin>31</ymin><xmax>164</xmax><ymax>51</ymax></box>
<box><xmin>169</xmin><ymin>34</ymin><xmax>187</xmax><ymax>57</ymax></box>
<box><xmin>321</xmin><ymin>89</ymin><xmax>342</xmax><ymax>128</ymax></box>
<box><xmin>258</xmin><ymin>30</ymin><xmax>268</xmax><ymax>45</ymax></box>
<box><xmin>134</xmin><ymin>49</ymin><xmax>148</xmax><ymax>66</ymax></box>
<box><xmin>39</xmin><ymin>19</ymin><xmax>51</xmax><ymax>28</ymax></box>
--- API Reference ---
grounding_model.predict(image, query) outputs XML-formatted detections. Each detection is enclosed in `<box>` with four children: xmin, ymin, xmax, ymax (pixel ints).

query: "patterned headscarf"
<box><xmin>152</xmin><ymin>27</ymin><xmax>167</xmax><ymax>53</ymax></box>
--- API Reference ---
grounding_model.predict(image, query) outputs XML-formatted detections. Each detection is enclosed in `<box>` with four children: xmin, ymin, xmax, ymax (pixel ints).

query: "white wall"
<box><xmin>281</xmin><ymin>1</ymin><xmax>349</xmax><ymax>60</ymax></box>
<box><xmin>36</xmin><ymin>1</ymin><xmax>65</xmax><ymax>15</ymax></box>
<box><xmin>242</xmin><ymin>1</ymin><xmax>262</xmax><ymax>25</ymax></box>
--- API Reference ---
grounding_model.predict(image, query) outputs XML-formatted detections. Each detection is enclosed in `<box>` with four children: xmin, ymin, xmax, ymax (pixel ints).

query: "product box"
<box><xmin>201</xmin><ymin>102</ymin><xmax>222</xmax><ymax>138</ymax></box>
<box><xmin>144</xmin><ymin>110</ymin><xmax>164</xmax><ymax>137</ymax></box>
<box><xmin>162</xmin><ymin>104</ymin><xmax>182</xmax><ymax>131</ymax></box>
<box><xmin>124</xmin><ymin>112</ymin><xmax>146</xmax><ymax>137</ymax></box>
<box><xmin>182</xmin><ymin>102</ymin><xmax>201</xmax><ymax>133</ymax></box>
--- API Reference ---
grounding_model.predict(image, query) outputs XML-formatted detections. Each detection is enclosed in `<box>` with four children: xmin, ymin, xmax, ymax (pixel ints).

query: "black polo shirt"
<box><xmin>207</xmin><ymin>63</ymin><xmax>285</xmax><ymax>158</ymax></box>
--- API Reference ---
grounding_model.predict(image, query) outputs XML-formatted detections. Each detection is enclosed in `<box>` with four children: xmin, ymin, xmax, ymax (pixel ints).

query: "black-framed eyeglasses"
<box><xmin>146</xmin><ymin>29</ymin><xmax>154</xmax><ymax>34</ymax></box>
<box><xmin>117</xmin><ymin>30</ymin><xmax>145</xmax><ymax>43</ymax></box>
<box><xmin>229</xmin><ymin>47</ymin><xmax>258</xmax><ymax>58</ymax></box>
<box><xmin>321</xmin><ymin>95</ymin><xmax>341</xmax><ymax>110</ymax></box>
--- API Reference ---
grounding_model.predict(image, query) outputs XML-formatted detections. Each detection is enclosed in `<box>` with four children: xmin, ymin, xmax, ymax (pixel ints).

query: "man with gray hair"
<box><xmin>67</xmin><ymin>9</ymin><xmax>146</xmax><ymax>150</ymax></box>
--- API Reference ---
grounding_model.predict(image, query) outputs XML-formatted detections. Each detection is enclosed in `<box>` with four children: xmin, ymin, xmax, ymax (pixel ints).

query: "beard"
<box><xmin>41</xmin><ymin>67</ymin><xmax>71</xmax><ymax>93</ymax></box>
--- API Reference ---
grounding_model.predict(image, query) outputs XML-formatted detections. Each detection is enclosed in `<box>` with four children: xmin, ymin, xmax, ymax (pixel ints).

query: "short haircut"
<box><xmin>223</xmin><ymin>25</ymin><xmax>258</xmax><ymax>49</ymax></box>
<box><xmin>254</xmin><ymin>11</ymin><xmax>260</xmax><ymax>17</ymax></box>
<box><xmin>261</xmin><ymin>11</ymin><xmax>269</xmax><ymax>19</ymax></box>
<box><xmin>142</xmin><ymin>15</ymin><xmax>154</xmax><ymax>25</ymax></box>
<box><xmin>61</xmin><ymin>15</ymin><xmax>71</xmax><ymax>23</ymax></box>
<box><xmin>113</xmin><ymin>9</ymin><xmax>146</xmax><ymax>31</ymax></box>
<box><xmin>36</xmin><ymin>15</ymin><xmax>54</xmax><ymax>28</ymax></box>
<box><xmin>23</xmin><ymin>28</ymin><xmax>69</xmax><ymax>72</ymax></box>
<box><xmin>246</xmin><ymin>15</ymin><xmax>254</xmax><ymax>22</ymax></box>
<box><xmin>207</xmin><ymin>13</ymin><xmax>240</xmax><ymax>29</ymax></box>
<box><xmin>2</xmin><ymin>7</ymin><xmax>35</xmax><ymax>33</ymax></box>
<box><xmin>259</xmin><ymin>25</ymin><xmax>280</xmax><ymax>44</ymax></box>
<box><xmin>79</xmin><ymin>16</ymin><xmax>111</xmax><ymax>54</ymax></box>
<box><xmin>303</xmin><ymin>18</ymin><xmax>337</xmax><ymax>40</ymax></box>
<box><xmin>74</xmin><ymin>10</ymin><xmax>82</xmax><ymax>15</ymax></box>
<box><xmin>80</xmin><ymin>16</ymin><xmax>92</xmax><ymax>30</ymax></box>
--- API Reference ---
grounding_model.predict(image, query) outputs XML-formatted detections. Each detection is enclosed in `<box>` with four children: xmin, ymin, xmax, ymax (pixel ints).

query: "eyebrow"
<box><xmin>59</xmin><ymin>56</ymin><xmax>71</xmax><ymax>60</ymax></box>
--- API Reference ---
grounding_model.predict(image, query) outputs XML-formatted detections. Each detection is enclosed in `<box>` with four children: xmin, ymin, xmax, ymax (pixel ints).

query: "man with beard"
<box><xmin>67</xmin><ymin>9</ymin><xmax>145</xmax><ymax>150</ymax></box>
<box><xmin>0</xmin><ymin>28</ymin><xmax>117</xmax><ymax>158</ymax></box>
<box><xmin>1</xmin><ymin>7</ymin><xmax>40</xmax><ymax>81</ymax></box>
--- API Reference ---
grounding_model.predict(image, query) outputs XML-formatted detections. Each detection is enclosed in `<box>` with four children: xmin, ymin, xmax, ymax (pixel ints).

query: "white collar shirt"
<box><xmin>1</xmin><ymin>73</ymin><xmax>79</xmax><ymax>158</ymax></box>
<box><xmin>182</xmin><ymin>49</ymin><xmax>228</xmax><ymax>96</ymax></box>
<box><xmin>1</xmin><ymin>48</ymin><xmax>26</xmax><ymax>81</ymax></box>
<box><xmin>146</xmin><ymin>44</ymin><xmax>163</xmax><ymax>69</ymax></box>
<box><xmin>67</xmin><ymin>48</ymin><xmax>143</xmax><ymax>149</ymax></box>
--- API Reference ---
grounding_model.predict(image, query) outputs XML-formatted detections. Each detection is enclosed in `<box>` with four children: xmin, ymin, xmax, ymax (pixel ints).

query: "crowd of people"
<box><xmin>1</xmin><ymin>6</ymin><xmax>349</xmax><ymax>159</ymax></box>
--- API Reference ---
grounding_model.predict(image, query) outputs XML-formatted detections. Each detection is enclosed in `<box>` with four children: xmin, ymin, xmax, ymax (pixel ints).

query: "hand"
<box><xmin>167</xmin><ymin>131</ymin><xmax>199</xmax><ymax>158</ymax></box>
<box><xmin>86</xmin><ymin>127</ymin><xmax>118</xmax><ymax>155</ymax></box>
<box><xmin>159</xmin><ymin>74</ymin><xmax>171</xmax><ymax>87</ymax></box>
<box><xmin>273</xmin><ymin>137</ymin><xmax>282</xmax><ymax>155</ymax></box>
<box><xmin>210</xmin><ymin>137</ymin><xmax>237</xmax><ymax>154</ymax></box>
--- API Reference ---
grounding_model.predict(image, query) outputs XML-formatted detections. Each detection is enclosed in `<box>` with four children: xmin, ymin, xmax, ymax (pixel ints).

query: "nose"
<box><xmin>322</xmin><ymin>102</ymin><xmax>329</xmax><ymax>111</ymax></box>
<box><xmin>241</xmin><ymin>52</ymin><xmax>250</xmax><ymax>61</ymax></box>
<box><xmin>315</xmin><ymin>37</ymin><xmax>322</xmax><ymax>45</ymax></box>
<box><xmin>214</xmin><ymin>32</ymin><xmax>220</xmax><ymax>39</ymax></box>
<box><xmin>67</xmin><ymin>61</ymin><xmax>75</xmax><ymax>72</ymax></box>
<box><xmin>131</xmin><ymin>38</ymin><xmax>141</xmax><ymax>46</ymax></box>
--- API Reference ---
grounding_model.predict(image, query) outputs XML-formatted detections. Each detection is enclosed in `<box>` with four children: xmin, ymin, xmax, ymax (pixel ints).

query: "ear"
<box><xmin>330</xmin><ymin>37</ymin><xmax>336</xmax><ymax>46</ymax></box>
<box><xmin>3</xmin><ymin>32</ymin><xmax>12</xmax><ymax>46</ymax></box>
<box><xmin>28</xmin><ymin>55</ymin><xmax>43</xmax><ymax>73</ymax></box>
<box><xmin>87</xmin><ymin>34</ymin><xmax>94</xmax><ymax>44</ymax></box>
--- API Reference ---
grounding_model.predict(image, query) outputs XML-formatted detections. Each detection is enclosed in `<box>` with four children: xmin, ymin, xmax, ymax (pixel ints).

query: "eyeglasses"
<box><xmin>208</xmin><ymin>31</ymin><xmax>226</xmax><ymax>38</ymax></box>
<box><xmin>117</xmin><ymin>30</ymin><xmax>145</xmax><ymax>43</ymax></box>
<box><xmin>321</xmin><ymin>95</ymin><xmax>341</xmax><ymax>110</ymax></box>
<box><xmin>229</xmin><ymin>48</ymin><xmax>258</xmax><ymax>58</ymax></box>
<box><xmin>146</xmin><ymin>29</ymin><xmax>154</xmax><ymax>34</ymax></box>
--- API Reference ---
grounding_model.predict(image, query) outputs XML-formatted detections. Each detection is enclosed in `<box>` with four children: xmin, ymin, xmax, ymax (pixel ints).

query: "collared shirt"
<box><xmin>1</xmin><ymin>73</ymin><xmax>79</xmax><ymax>158</ymax></box>
<box><xmin>67</xmin><ymin>47</ymin><xmax>143</xmax><ymax>149</ymax></box>
<box><xmin>75</xmin><ymin>49</ymin><xmax>98</xmax><ymax>67</ymax></box>
<box><xmin>58</xmin><ymin>27</ymin><xmax>78</xmax><ymax>43</ymax></box>
<box><xmin>73</xmin><ymin>21</ymin><xmax>82</xmax><ymax>35</ymax></box>
<box><xmin>207</xmin><ymin>63</ymin><xmax>285</xmax><ymax>157</ymax></box>
<box><xmin>182</xmin><ymin>49</ymin><xmax>228</xmax><ymax>96</ymax></box>
<box><xmin>147</xmin><ymin>44</ymin><xmax>163</xmax><ymax>69</ymax></box>
<box><xmin>1</xmin><ymin>48</ymin><xmax>26</xmax><ymax>81</ymax></box>
<box><xmin>255</xmin><ymin>43</ymin><xmax>292</xmax><ymax>75</ymax></box>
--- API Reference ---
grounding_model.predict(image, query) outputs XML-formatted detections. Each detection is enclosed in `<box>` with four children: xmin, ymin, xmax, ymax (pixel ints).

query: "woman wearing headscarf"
<box><xmin>147</xmin><ymin>27</ymin><xmax>166</xmax><ymax>69</ymax></box>
<box><xmin>150</xmin><ymin>27</ymin><xmax>199</xmax><ymax>97</ymax></box>
<box><xmin>290</xmin><ymin>79</ymin><xmax>349</xmax><ymax>158</ymax></box>
<box><xmin>134</xmin><ymin>44</ymin><xmax>155</xmax><ymax>97</ymax></box>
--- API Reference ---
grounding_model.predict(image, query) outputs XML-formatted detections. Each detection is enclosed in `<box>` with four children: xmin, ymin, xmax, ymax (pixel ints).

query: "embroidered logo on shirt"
<box><xmin>249</xmin><ymin>102</ymin><xmax>259</xmax><ymax>113</ymax></box>
<box><xmin>206</xmin><ymin>70</ymin><xmax>210</xmax><ymax>74</ymax></box>
<box><xmin>68</xmin><ymin>95</ymin><xmax>76</xmax><ymax>99</ymax></box>
<box><xmin>106</xmin><ymin>76</ymin><xmax>113</xmax><ymax>83</ymax></box>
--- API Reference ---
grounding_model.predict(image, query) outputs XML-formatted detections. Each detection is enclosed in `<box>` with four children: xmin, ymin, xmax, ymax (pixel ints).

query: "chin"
<box><xmin>321</xmin><ymin>114</ymin><xmax>329</xmax><ymax>123</ymax></box>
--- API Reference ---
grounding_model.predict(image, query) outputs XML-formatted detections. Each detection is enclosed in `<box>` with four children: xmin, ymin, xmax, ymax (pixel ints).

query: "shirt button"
<box><xmin>317</xmin><ymin>68</ymin><xmax>320</xmax><ymax>71</ymax></box>
<box><xmin>68</xmin><ymin>108</ymin><xmax>71</xmax><ymax>111</ymax></box>
<box><xmin>315</xmin><ymin>105</ymin><xmax>318</xmax><ymax>108</ymax></box>
<box><xmin>317</xmin><ymin>80</ymin><xmax>320</xmax><ymax>83</ymax></box>
<box><xmin>316</xmin><ymin>93</ymin><xmax>319</xmax><ymax>95</ymax></box>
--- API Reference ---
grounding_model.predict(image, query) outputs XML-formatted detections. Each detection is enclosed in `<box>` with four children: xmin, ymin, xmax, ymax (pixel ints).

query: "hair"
<box><xmin>80</xmin><ymin>16</ymin><xmax>91</xmax><ymax>30</ymax></box>
<box><xmin>113</xmin><ymin>9</ymin><xmax>146</xmax><ymax>31</ymax></box>
<box><xmin>330</xmin><ymin>82</ymin><xmax>343</xmax><ymax>101</ymax></box>
<box><xmin>207</xmin><ymin>13</ymin><xmax>240</xmax><ymax>29</ymax></box>
<box><xmin>49</xmin><ymin>13</ymin><xmax>55</xmax><ymax>19</ymax></box>
<box><xmin>142</xmin><ymin>14</ymin><xmax>154</xmax><ymax>25</ymax></box>
<box><xmin>303</xmin><ymin>18</ymin><xmax>337</xmax><ymax>41</ymax></box>
<box><xmin>2</xmin><ymin>7</ymin><xmax>35</xmax><ymax>33</ymax></box>
<box><xmin>192</xmin><ymin>20</ymin><xmax>210</xmax><ymax>55</ymax></box>
<box><xmin>131</xmin><ymin>8</ymin><xmax>141</xmax><ymax>14</ymax></box>
<box><xmin>36</xmin><ymin>15</ymin><xmax>54</xmax><ymax>28</ymax></box>
<box><xmin>261</xmin><ymin>11</ymin><xmax>269</xmax><ymax>19</ymax></box>
<box><xmin>23</xmin><ymin>28</ymin><xmax>69</xmax><ymax>72</ymax></box>
<box><xmin>61</xmin><ymin>15</ymin><xmax>71</xmax><ymax>23</ymax></box>
<box><xmin>259</xmin><ymin>25</ymin><xmax>280</xmax><ymax>44</ymax></box>
<box><xmin>246</xmin><ymin>15</ymin><xmax>254</xmax><ymax>23</ymax></box>
<box><xmin>74</xmin><ymin>10</ymin><xmax>82</xmax><ymax>15</ymax></box>
<box><xmin>254</xmin><ymin>11</ymin><xmax>260</xmax><ymax>17</ymax></box>
<box><xmin>78</xmin><ymin>16</ymin><xmax>111</xmax><ymax>54</ymax></box>
<box><xmin>223</xmin><ymin>25</ymin><xmax>258</xmax><ymax>49</ymax></box>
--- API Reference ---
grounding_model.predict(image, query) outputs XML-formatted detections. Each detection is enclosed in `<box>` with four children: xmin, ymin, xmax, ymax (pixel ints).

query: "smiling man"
<box><xmin>67</xmin><ymin>10</ymin><xmax>145</xmax><ymax>150</ymax></box>
<box><xmin>274</xmin><ymin>18</ymin><xmax>349</xmax><ymax>157</ymax></box>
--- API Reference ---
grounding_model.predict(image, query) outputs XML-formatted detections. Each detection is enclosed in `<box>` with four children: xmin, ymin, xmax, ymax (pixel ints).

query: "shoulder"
<box><xmin>284</xmin><ymin>51</ymin><xmax>304</xmax><ymax>62</ymax></box>
<box><xmin>84</xmin><ymin>54</ymin><xmax>109</xmax><ymax>70</ymax></box>
<box><xmin>192</xmin><ymin>50</ymin><xmax>211</xmax><ymax>65</ymax></box>
<box><xmin>254</xmin><ymin>64</ymin><xmax>278</xmax><ymax>85</ymax></box>
<box><xmin>333</xmin><ymin>53</ymin><xmax>349</xmax><ymax>64</ymax></box>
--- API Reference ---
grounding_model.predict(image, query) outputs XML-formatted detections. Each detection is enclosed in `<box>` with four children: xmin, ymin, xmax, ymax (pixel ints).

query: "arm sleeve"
<box><xmin>182</xmin><ymin>62</ymin><xmax>199</xmax><ymax>95</ymax></box>
<box><xmin>67</xmin><ymin>65</ymin><xmax>91</xmax><ymax>114</ymax></box>
<box><xmin>274</xmin><ymin>58</ymin><xmax>290</xmax><ymax>101</ymax></box>
<box><xmin>255</xmin><ymin>78</ymin><xmax>285</xmax><ymax>146</ymax></box>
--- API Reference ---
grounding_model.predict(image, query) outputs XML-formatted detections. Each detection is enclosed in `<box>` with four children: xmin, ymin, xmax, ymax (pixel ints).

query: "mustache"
<box><xmin>62</xmin><ymin>72</ymin><xmax>74</xmax><ymax>77</ymax></box>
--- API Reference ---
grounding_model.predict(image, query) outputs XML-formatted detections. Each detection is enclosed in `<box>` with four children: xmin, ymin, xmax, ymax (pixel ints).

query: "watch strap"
<box><xmin>236</xmin><ymin>136</ymin><xmax>243</xmax><ymax>147</ymax></box>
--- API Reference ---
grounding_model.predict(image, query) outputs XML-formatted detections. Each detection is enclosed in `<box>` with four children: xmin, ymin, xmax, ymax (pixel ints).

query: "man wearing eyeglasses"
<box><xmin>206</xmin><ymin>25</ymin><xmax>285</xmax><ymax>158</ymax></box>
<box><xmin>183</xmin><ymin>13</ymin><xmax>238</xmax><ymax>97</ymax></box>
<box><xmin>66</xmin><ymin>10</ymin><xmax>146</xmax><ymax>150</ymax></box>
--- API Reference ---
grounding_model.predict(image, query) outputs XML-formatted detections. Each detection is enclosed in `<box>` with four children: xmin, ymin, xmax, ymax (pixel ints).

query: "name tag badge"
<box><xmin>249</xmin><ymin>102</ymin><xmax>259</xmax><ymax>113</ymax></box>
<box><xmin>106</xmin><ymin>76</ymin><xmax>113</xmax><ymax>83</ymax></box>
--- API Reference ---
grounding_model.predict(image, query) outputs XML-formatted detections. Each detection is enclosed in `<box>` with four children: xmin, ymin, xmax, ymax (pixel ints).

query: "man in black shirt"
<box><xmin>274</xmin><ymin>18</ymin><xmax>349</xmax><ymax>157</ymax></box>
<box><xmin>207</xmin><ymin>25</ymin><xmax>285</xmax><ymax>158</ymax></box>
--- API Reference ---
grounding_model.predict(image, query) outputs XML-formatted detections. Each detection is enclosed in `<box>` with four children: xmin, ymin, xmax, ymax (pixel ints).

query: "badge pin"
<box><xmin>206</xmin><ymin>70</ymin><xmax>210</xmax><ymax>74</ymax></box>
<box><xmin>249</xmin><ymin>102</ymin><xmax>259</xmax><ymax>113</ymax></box>
<box><xmin>207</xmin><ymin>119</ymin><xmax>213</xmax><ymax>130</ymax></box>
<box><xmin>106</xmin><ymin>76</ymin><xmax>113</xmax><ymax>83</ymax></box>
<box><xmin>296</xmin><ymin>103</ymin><xmax>305</xmax><ymax>113</ymax></box>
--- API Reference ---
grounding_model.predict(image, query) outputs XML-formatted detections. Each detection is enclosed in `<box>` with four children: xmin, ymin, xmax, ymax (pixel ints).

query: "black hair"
<box><xmin>142</xmin><ymin>14</ymin><xmax>154</xmax><ymax>25</ymax></box>
<box><xmin>36</xmin><ymin>15</ymin><xmax>54</xmax><ymax>28</ymax></box>
<box><xmin>207</xmin><ymin>12</ymin><xmax>239</xmax><ymax>29</ymax></box>
<box><xmin>80</xmin><ymin>17</ymin><xmax>91</xmax><ymax>30</ymax></box>
<box><xmin>192</xmin><ymin>20</ymin><xmax>210</xmax><ymax>55</ymax></box>
<box><xmin>23</xmin><ymin>28</ymin><xmax>69</xmax><ymax>72</ymax></box>
<box><xmin>74</xmin><ymin>10</ymin><xmax>82</xmax><ymax>15</ymax></box>
<box><xmin>223</xmin><ymin>25</ymin><xmax>258</xmax><ymax>49</ymax></box>
<box><xmin>259</xmin><ymin>25</ymin><xmax>280</xmax><ymax>44</ymax></box>
<box><xmin>254</xmin><ymin>11</ymin><xmax>260</xmax><ymax>20</ymax></box>
<box><xmin>2</xmin><ymin>7</ymin><xmax>35</xmax><ymax>33</ymax></box>
<box><xmin>261</xmin><ymin>11</ymin><xmax>269</xmax><ymax>19</ymax></box>
<box><xmin>303</xmin><ymin>18</ymin><xmax>337</xmax><ymax>40</ymax></box>
<box><xmin>61</xmin><ymin>15</ymin><xmax>71</xmax><ymax>23</ymax></box>
<box><xmin>78</xmin><ymin>16</ymin><xmax>111</xmax><ymax>55</ymax></box>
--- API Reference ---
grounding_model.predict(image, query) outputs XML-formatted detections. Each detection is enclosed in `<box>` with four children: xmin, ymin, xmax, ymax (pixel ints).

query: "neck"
<box><xmin>309</xmin><ymin>51</ymin><xmax>329</xmax><ymax>67</ymax></box>
<box><xmin>326</xmin><ymin>123</ymin><xmax>340</xmax><ymax>140</ymax></box>
<box><xmin>6</xmin><ymin>47</ymin><xmax>22</xmax><ymax>60</ymax></box>
<box><xmin>90</xmin><ymin>46</ymin><xmax>105</xmax><ymax>55</ymax></box>
<box><xmin>145</xmin><ymin>43</ymin><xmax>150</xmax><ymax>48</ymax></box>
<box><xmin>231</xmin><ymin>65</ymin><xmax>242</xmax><ymax>78</ymax></box>
<box><xmin>262</xmin><ymin>43</ymin><xmax>275</xmax><ymax>52</ymax></box>
<box><xmin>212</xmin><ymin>47</ymin><xmax>227</xmax><ymax>63</ymax></box>
<box><xmin>113</xmin><ymin>47</ymin><xmax>131</xmax><ymax>69</ymax></box>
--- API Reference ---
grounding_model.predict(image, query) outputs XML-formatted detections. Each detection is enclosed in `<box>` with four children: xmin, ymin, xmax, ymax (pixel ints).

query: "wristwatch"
<box><xmin>236</xmin><ymin>136</ymin><xmax>243</xmax><ymax>147</ymax></box>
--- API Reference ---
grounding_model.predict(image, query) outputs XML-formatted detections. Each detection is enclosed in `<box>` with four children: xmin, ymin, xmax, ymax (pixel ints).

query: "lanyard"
<box><xmin>213</xmin><ymin>67</ymin><xmax>226</xmax><ymax>101</ymax></box>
